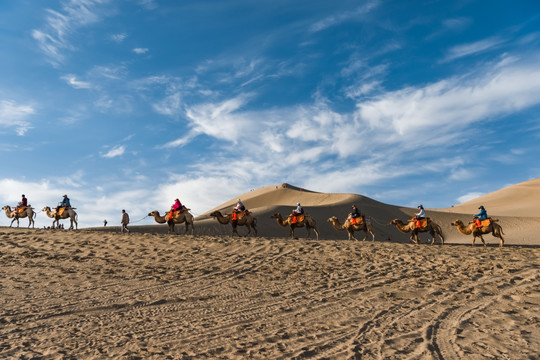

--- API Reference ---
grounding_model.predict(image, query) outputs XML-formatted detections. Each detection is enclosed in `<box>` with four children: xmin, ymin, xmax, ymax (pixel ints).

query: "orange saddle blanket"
<box><xmin>231</xmin><ymin>211</ymin><xmax>246</xmax><ymax>221</ymax></box>
<box><xmin>415</xmin><ymin>218</ymin><xmax>428</xmax><ymax>229</ymax></box>
<box><xmin>475</xmin><ymin>218</ymin><xmax>491</xmax><ymax>228</ymax></box>
<box><xmin>17</xmin><ymin>206</ymin><xmax>28</xmax><ymax>213</ymax></box>
<box><xmin>350</xmin><ymin>216</ymin><xmax>364</xmax><ymax>225</ymax></box>
<box><xmin>291</xmin><ymin>214</ymin><xmax>304</xmax><ymax>224</ymax></box>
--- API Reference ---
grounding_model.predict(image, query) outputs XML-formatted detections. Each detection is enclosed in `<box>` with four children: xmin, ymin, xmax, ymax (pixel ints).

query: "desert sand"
<box><xmin>1</xmin><ymin>181</ymin><xmax>539</xmax><ymax>359</ymax></box>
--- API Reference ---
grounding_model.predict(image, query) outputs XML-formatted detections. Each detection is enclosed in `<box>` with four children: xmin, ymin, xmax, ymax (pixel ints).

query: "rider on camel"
<box><xmin>348</xmin><ymin>204</ymin><xmax>361</xmax><ymax>224</ymax></box>
<box><xmin>15</xmin><ymin>194</ymin><xmax>27</xmax><ymax>211</ymax></box>
<box><xmin>474</xmin><ymin>205</ymin><xmax>488</xmax><ymax>227</ymax></box>
<box><xmin>415</xmin><ymin>205</ymin><xmax>426</xmax><ymax>229</ymax></box>
<box><xmin>167</xmin><ymin>198</ymin><xmax>183</xmax><ymax>220</ymax></box>
<box><xmin>232</xmin><ymin>199</ymin><xmax>246</xmax><ymax>220</ymax></box>
<box><xmin>291</xmin><ymin>202</ymin><xmax>304</xmax><ymax>223</ymax></box>
<box><xmin>56</xmin><ymin>195</ymin><xmax>70</xmax><ymax>213</ymax></box>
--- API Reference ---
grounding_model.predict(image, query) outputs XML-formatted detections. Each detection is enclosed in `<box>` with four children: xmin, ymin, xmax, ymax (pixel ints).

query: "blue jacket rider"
<box><xmin>475</xmin><ymin>206</ymin><xmax>488</xmax><ymax>220</ymax></box>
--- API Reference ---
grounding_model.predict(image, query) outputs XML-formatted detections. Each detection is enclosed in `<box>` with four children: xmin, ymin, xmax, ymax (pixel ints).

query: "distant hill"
<box><xmin>439</xmin><ymin>178</ymin><xmax>540</xmax><ymax>218</ymax></box>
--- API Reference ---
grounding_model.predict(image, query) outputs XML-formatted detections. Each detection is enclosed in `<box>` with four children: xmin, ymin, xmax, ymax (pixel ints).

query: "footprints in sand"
<box><xmin>0</xmin><ymin>229</ymin><xmax>538</xmax><ymax>358</ymax></box>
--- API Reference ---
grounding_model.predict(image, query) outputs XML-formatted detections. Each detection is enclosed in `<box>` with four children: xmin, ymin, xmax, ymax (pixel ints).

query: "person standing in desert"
<box><xmin>121</xmin><ymin>209</ymin><xmax>130</xmax><ymax>233</ymax></box>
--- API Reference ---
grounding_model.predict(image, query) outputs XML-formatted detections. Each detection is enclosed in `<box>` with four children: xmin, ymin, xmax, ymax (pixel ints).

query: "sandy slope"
<box><xmin>0</xmin><ymin>228</ymin><xmax>538</xmax><ymax>359</ymax></box>
<box><xmin>441</xmin><ymin>178</ymin><xmax>540</xmax><ymax>217</ymax></box>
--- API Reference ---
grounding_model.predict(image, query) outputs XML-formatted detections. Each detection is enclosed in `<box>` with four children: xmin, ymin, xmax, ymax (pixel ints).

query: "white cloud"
<box><xmin>102</xmin><ymin>145</ymin><xmax>126</xmax><ymax>158</ymax></box>
<box><xmin>0</xmin><ymin>100</ymin><xmax>35</xmax><ymax>135</ymax></box>
<box><xmin>32</xmin><ymin>0</ymin><xmax>107</xmax><ymax>65</ymax></box>
<box><xmin>443</xmin><ymin>36</ymin><xmax>506</xmax><ymax>62</ymax></box>
<box><xmin>110</xmin><ymin>33</ymin><xmax>127</xmax><ymax>43</ymax></box>
<box><xmin>356</xmin><ymin>59</ymin><xmax>540</xmax><ymax>141</ymax></box>
<box><xmin>153</xmin><ymin>93</ymin><xmax>182</xmax><ymax>116</ymax></box>
<box><xmin>61</xmin><ymin>74</ymin><xmax>92</xmax><ymax>89</ymax></box>
<box><xmin>456</xmin><ymin>192</ymin><xmax>484</xmax><ymax>204</ymax></box>
<box><xmin>309</xmin><ymin>1</ymin><xmax>380</xmax><ymax>32</ymax></box>
<box><xmin>133</xmin><ymin>47</ymin><xmax>149</xmax><ymax>54</ymax></box>
<box><xmin>161</xmin><ymin>131</ymin><xmax>199</xmax><ymax>149</ymax></box>
<box><xmin>184</xmin><ymin>94</ymin><xmax>256</xmax><ymax>143</ymax></box>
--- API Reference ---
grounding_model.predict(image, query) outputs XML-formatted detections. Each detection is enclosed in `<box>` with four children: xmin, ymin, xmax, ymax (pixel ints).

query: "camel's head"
<box><xmin>148</xmin><ymin>210</ymin><xmax>159</xmax><ymax>217</ymax></box>
<box><xmin>270</xmin><ymin>213</ymin><xmax>282</xmax><ymax>219</ymax></box>
<box><xmin>327</xmin><ymin>216</ymin><xmax>338</xmax><ymax>222</ymax></box>
<box><xmin>209</xmin><ymin>211</ymin><xmax>220</xmax><ymax>218</ymax></box>
<box><xmin>2</xmin><ymin>205</ymin><xmax>9</xmax><ymax>211</ymax></box>
<box><xmin>451</xmin><ymin>219</ymin><xmax>464</xmax><ymax>226</ymax></box>
<box><xmin>390</xmin><ymin>219</ymin><xmax>400</xmax><ymax>225</ymax></box>
<box><xmin>42</xmin><ymin>206</ymin><xmax>51</xmax><ymax>212</ymax></box>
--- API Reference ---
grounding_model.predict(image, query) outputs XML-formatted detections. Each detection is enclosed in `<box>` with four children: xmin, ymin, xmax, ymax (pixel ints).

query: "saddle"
<box><xmin>413</xmin><ymin>217</ymin><xmax>429</xmax><ymax>229</ymax></box>
<box><xmin>350</xmin><ymin>216</ymin><xmax>365</xmax><ymax>225</ymax></box>
<box><xmin>474</xmin><ymin>218</ymin><xmax>491</xmax><ymax>228</ymax></box>
<box><xmin>167</xmin><ymin>207</ymin><xmax>186</xmax><ymax>220</ymax></box>
<box><xmin>231</xmin><ymin>210</ymin><xmax>248</xmax><ymax>221</ymax></box>
<box><xmin>291</xmin><ymin>214</ymin><xmax>304</xmax><ymax>224</ymax></box>
<box><xmin>57</xmin><ymin>206</ymin><xmax>68</xmax><ymax>216</ymax></box>
<box><xmin>17</xmin><ymin>206</ymin><xmax>29</xmax><ymax>213</ymax></box>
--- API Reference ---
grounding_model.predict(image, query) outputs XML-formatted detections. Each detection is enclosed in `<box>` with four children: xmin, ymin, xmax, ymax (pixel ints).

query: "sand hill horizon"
<box><xmin>97</xmin><ymin>179</ymin><xmax>540</xmax><ymax>246</ymax></box>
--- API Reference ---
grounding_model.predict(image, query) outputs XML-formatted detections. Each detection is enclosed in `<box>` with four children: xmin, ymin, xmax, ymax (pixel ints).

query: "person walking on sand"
<box><xmin>121</xmin><ymin>209</ymin><xmax>130</xmax><ymax>233</ymax></box>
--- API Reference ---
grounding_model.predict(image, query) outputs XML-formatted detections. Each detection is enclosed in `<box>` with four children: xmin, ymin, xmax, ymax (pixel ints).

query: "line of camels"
<box><xmin>3</xmin><ymin>204</ymin><xmax>505</xmax><ymax>247</ymax></box>
<box><xmin>145</xmin><ymin>206</ymin><xmax>505</xmax><ymax>247</ymax></box>
<box><xmin>2</xmin><ymin>205</ymin><xmax>78</xmax><ymax>230</ymax></box>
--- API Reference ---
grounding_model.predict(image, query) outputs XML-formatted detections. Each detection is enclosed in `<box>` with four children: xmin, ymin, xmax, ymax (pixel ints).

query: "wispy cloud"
<box><xmin>61</xmin><ymin>74</ymin><xmax>92</xmax><ymax>89</ymax></box>
<box><xmin>133</xmin><ymin>47</ymin><xmax>149</xmax><ymax>54</ymax></box>
<box><xmin>356</xmin><ymin>57</ymin><xmax>540</xmax><ymax>140</ymax></box>
<box><xmin>443</xmin><ymin>36</ymin><xmax>506</xmax><ymax>62</ymax></box>
<box><xmin>32</xmin><ymin>0</ymin><xmax>108</xmax><ymax>66</ymax></box>
<box><xmin>157</xmin><ymin>54</ymin><xmax>540</xmax><ymax>199</ymax></box>
<box><xmin>0</xmin><ymin>100</ymin><xmax>35</xmax><ymax>135</ymax></box>
<box><xmin>102</xmin><ymin>145</ymin><xmax>126</xmax><ymax>158</ymax></box>
<box><xmin>457</xmin><ymin>192</ymin><xmax>484</xmax><ymax>204</ymax></box>
<box><xmin>309</xmin><ymin>0</ymin><xmax>380</xmax><ymax>32</ymax></box>
<box><xmin>110</xmin><ymin>32</ymin><xmax>127</xmax><ymax>43</ymax></box>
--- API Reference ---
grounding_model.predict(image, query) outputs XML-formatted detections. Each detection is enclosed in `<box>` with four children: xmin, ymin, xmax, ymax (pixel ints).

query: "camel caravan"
<box><xmin>2</xmin><ymin>194</ymin><xmax>78</xmax><ymax>230</ymax></box>
<box><xmin>3</xmin><ymin>192</ymin><xmax>506</xmax><ymax>247</ymax></box>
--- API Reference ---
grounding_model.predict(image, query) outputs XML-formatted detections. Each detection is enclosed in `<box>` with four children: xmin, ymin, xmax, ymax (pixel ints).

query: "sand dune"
<box><xmin>441</xmin><ymin>178</ymin><xmax>540</xmax><ymax>217</ymax></box>
<box><xmin>180</xmin><ymin>182</ymin><xmax>539</xmax><ymax>246</ymax></box>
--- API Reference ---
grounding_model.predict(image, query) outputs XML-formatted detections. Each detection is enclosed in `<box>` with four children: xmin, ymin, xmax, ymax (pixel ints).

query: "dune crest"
<box><xmin>442</xmin><ymin>178</ymin><xmax>540</xmax><ymax>217</ymax></box>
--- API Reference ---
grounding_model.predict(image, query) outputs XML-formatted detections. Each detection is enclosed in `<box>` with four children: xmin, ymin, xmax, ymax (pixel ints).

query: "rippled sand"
<box><xmin>1</xmin><ymin>228</ymin><xmax>539</xmax><ymax>359</ymax></box>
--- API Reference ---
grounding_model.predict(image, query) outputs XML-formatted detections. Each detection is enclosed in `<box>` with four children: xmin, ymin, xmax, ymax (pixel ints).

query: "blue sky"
<box><xmin>1</xmin><ymin>0</ymin><xmax>540</xmax><ymax>228</ymax></box>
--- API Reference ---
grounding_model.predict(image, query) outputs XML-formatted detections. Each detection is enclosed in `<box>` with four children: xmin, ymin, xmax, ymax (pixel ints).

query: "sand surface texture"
<box><xmin>1</xmin><ymin>228</ymin><xmax>539</xmax><ymax>359</ymax></box>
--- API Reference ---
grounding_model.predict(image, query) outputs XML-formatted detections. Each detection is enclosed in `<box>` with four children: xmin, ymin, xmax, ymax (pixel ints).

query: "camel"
<box><xmin>209</xmin><ymin>210</ymin><xmax>258</xmax><ymax>237</ymax></box>
<box><xmin>451</xmin><ymin>219</ymin><xmax>505</xmax><ymax>247</ymax></box>
<box><xmin>327</xmin><ymin>216</ymin><xmax>375</xmax><ymax>241</ymax></box>
<box><xmin>390</xmin><ymin>218</ymin><xmax>444</xmax><ymax>245</ymax></box>
<box><xmin>148</xmin><ymin>209</ymin><xmax>195</xmax><ymax>235</ymax></box>
<box><xmin>42</xmin><ymin>206</ymin><xmax>78</xmax><ymax>230</ymax></box>
<box><xmin>271</xmin><ymin>212</ymin><xmax>319</xmax><ymax>240</ymax></box>
<box><xmin>3</xmin><ymin>205</ymin><xmax>36</xmax><ymax>228</ymax></box>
